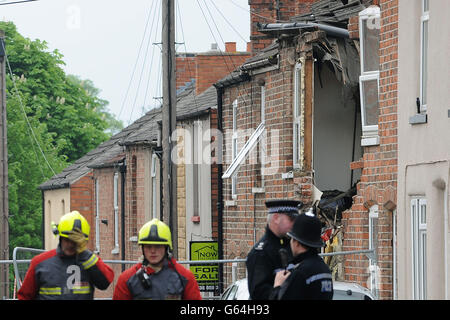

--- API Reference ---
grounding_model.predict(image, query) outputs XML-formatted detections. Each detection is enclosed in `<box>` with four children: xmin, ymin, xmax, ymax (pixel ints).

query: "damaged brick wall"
<box><xmin>221</xmin><ymin>41</ymin><xmax>300</xmax><ymax>285</ymax></box>
<box><xmin>249</xmin><ymin>0</ymin><xmax>316</xmax><ymax>53</ymax></box>
<box><xmin>342</xmin><ymin>0</ymin><xmax>398</xmax><ymax>300</ymax></box>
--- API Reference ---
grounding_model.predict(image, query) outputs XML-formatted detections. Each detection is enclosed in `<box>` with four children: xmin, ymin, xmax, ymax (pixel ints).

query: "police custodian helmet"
<box><xmin>287</xmin><ymin>211</ymin><xmax>325</xmax><ymax>248</ymax></box>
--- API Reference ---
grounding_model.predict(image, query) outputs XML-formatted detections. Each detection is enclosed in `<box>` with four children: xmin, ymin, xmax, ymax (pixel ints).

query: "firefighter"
<box><xmin>17</xmin><ymin>211</ymin><xmax>114</xmax><ymax>300</ymax></box>
<box><xmin>246</xmin><ymin>199</ymin><xmax>301</xmax><ymax>300</ymax></box>
<box><xmin>271</xmin><ymin>209</ymin><xmax>333</xmax><ymax>300</ymax></box>
<box><xmin>113</xmin><ymin>218</ymin><xmax>202</xmax><ymax>300</ymax></box>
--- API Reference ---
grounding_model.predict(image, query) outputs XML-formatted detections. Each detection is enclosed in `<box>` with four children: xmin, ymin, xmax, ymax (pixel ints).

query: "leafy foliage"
<box><xmin>0</xmin><ymin>21</ymin><xmax>123</xmax><ymax>252</ymax></box>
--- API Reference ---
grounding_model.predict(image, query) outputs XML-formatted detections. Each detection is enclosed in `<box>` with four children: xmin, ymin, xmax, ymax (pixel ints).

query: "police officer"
<box><xmin>113</xmin><ymin>219</ymin><xmax>202</xmax><ymax>300</ymax></box>
<box><xmin>18</xmin><ymin>211</ymin><xmax>114</xmax><ymax>300</ymax></box>
<box><xmin>271</xmin><ymin>208</ymin><xmax>333</xmax><ymax>300</ymax></box>
<box><xmin>246</xmin><ymin>199</ymin><xmax>301</xmax><ymax>300</ymax></box>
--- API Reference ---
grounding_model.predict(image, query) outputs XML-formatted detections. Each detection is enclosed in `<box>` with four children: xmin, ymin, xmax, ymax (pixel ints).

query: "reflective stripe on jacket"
<box><xmin>17</xmin><ymin>246</ymin><xmax>114</xmax><ymax>300</ymax></box>
<box><xmin>113</xmin><ymin>258</ymin><xmax>202</xmax><ymax>300</ymax></box>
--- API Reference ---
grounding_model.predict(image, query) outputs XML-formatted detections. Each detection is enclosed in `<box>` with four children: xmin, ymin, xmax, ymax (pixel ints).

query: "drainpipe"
<box><xmin>215</xmin><ymin>85</ymin><xmax>224</xmax><ymax>294</ymax></box>
<box><xmin>41</xmin><ymin>190</ymin><xmax>45</xmax><ymax>249</ymax></box>
<box><xmin>120</xmin><ymin>160</ymin><xmax>126</xmax><ymax>272</ymax></box>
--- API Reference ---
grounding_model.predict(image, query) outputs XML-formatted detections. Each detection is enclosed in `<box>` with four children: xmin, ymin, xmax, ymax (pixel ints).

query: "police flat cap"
<box><xmin>265</xmin><ymin>199</ymin><xmax>303</xmax><ymax>216</ymax></box>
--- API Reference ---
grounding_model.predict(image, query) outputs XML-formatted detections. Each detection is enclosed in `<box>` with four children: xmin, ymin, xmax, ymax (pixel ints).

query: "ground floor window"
<box><xmin>411</xmin><ymin>198</ymin><xmax>427</xmax><ymax>300</ymax></box>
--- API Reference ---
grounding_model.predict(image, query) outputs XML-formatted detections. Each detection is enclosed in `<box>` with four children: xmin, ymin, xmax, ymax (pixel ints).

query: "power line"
<box><xmin>196</xmin><ymin>0</ymin><xmax>251</xmax><ymax>102</ymax></box>
<box><xmin>226</xmin><ymin>0</ymin><xmax>289</xmax><ymax>23</ymax></box>
<box><xmin>128</xmin><ymin>0</ymin><xmax>161</xmax><ymax>124</ymax></box>
<box><xmin>117</xmin><ymin>0</ymin><xmax>156</xmax><ymax>122</ymax></box>
<box><xmin>208</xmin><ymin>0</ymin><xmax>248</xmax><ymax>43</ymax></box>
<box><xmin>0</xmin><ymin>0</ymin><xmax>38</xmax><ymax>6</ymax></box>
<box><xmin>1</xmin><ymin>40</ymin><xmax>56</xmax><ymax>176</ymax></box>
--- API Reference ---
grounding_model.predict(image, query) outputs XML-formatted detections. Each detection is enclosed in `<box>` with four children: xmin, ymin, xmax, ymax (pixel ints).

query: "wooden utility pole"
<box><xmin>0</xmin><ymin>30</ymin><xmax>9</xmax><ymax>299</ymax></box>
<box><xmin>162</xmin><ymin>0</ymin><xmax>177</xmax><ymax>257</ymax></box>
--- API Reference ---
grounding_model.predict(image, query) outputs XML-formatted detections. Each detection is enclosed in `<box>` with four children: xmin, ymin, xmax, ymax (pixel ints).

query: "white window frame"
<box><xmin>260</xmin><ymin>85</ymin><xmax>266</xmax><ymax>185</ymax></box>
<box><xmin>231</xmin><ymin>99</ymin><xmax>238</xmax><ymax>199</ymax></box>
<box><xmin>111</xmin><ymin>172</ymin><xmax>120</xmax><ymax>254</ymax></box>
<box><xmin>359</xmin><ymin>73</ymin><xmax>380</xmax><ymax>136</ymax></box>
<box><xmin>224</xmin><ymin>122</ymin><xmax>266</xmax><ymax>179</ymax></box>
<box><xmin>151</xmin><ymin>153</ymin><xmax>158</xmax><ymax>219</ymax></box>
<box><xmin>293</xmin><ymin>62</ymin><xmax>303</xmax><ymax>169</ymax></box>
<box><xmin>419</xmin><ymin>0</ymin><xmax>429</xmax><ymax>112</ymax></box>
<box><xmin>261</xmin><ymin>85</ymin><xmax>265</xmax><ymax>124</ymax></box>
<box><xmin>368</xmin><ymin>205</ymin><xmax>379</xmax><ymax>298</ymax></box>
<box><xmin>359</xmin><ymin>6</ymin><xmax>381</xmax><ymax>146</ymax></box>
<box><xmin>411</xmin><ymin>198</ymin><xmax>427</xmax><ymax>300</ymax></box>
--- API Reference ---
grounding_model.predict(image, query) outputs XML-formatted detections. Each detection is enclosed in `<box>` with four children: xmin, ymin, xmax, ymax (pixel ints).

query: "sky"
<box><xmin>0</xmin><ymin>0</ymin><xmax>251</xmax><ymax>124</ymax></box>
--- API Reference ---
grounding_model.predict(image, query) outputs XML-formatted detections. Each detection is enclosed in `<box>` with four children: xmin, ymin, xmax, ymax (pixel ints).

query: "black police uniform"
<box><xmin>246</xmin><ymin>227</ymin><xmax>293</xmax><ymax>300</ymax></box>
<box><xmin>270</xmin><ymin>249</ymin><xmax>333</xmax><ymax>300</ymax></box>
<box><xmin>246</xmin><ymin>199</ymin><xmax>301</xmax><ymax>300</ymax></box>
<box><xmin>270</xmin><ymin>211</ymin><xmax>333</xmax><ymax>300</ymax></box>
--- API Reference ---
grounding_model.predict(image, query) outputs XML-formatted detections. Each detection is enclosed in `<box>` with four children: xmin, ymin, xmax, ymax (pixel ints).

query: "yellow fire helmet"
<box><xmin>53</xmin><ymin>211</ymin><xmax>90</xmax><ymax>240</ymax></box>
<box><xmin>138</xmin><ymin>218</ymin><xmax>172</xmax><ymax>250</ymax></box>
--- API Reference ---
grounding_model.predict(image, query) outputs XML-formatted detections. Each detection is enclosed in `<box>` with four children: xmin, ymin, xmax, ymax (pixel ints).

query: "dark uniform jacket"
<box><xmin>246</xmin><ymin>226</ymin><xmax>293</xmax><ymax>300</ymax></box>
<box><xmin>113</xmin><ymin>258</ymin><xmax>202</xmax><ymax>300</ymax></box>
<box><xmin>17</xmin><ymin>246</ymin><xmax>114</xmax><ymax>300</ymax></box>
<box><xmin>270</xmin><ymin>249</ymin><xmax>333</xmax><ymax>300</ymax></box>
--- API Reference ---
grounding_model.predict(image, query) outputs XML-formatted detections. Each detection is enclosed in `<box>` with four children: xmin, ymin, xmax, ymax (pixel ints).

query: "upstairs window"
<box><xmin>293</xmin><ymin>62</ymin><xmax>303</xmax><ymax>169</ymax></box>
<box><xmin>232</xmin><ymin>99</ymin><xmax>238</xmax><ymax>198</ymax></box>
<box><xmin>359</xmin><ymin>6</ymin><xmax>380</xmax><ymax>146</ymax></box>
<box><xmin>419</xmin><ymin>0</ymin><xmax>429</xmax><ymax>112</ymax></box>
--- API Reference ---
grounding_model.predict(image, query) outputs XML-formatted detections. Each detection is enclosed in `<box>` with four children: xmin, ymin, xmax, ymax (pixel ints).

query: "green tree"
<box><xmin>1</xmin><ymin>21</ymin><xmax>122</xmax><ymax>252</ymax></box>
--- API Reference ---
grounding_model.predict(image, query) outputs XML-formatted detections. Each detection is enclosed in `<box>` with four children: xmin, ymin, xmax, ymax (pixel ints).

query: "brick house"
<box><xmin>216</xmin><ymin>0</ymin><xmax>374</xmax><ymax>289</ymax></box>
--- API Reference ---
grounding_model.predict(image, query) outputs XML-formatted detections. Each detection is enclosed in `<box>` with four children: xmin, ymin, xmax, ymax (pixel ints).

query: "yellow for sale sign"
<box><xmin>189</xmin><ymin>241</ymin><xmax>219</xmax><ymax>292</ymax></box>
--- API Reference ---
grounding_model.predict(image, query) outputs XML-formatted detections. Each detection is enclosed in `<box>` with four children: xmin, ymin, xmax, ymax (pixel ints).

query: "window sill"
<box><xmin>409</xmin><ymin>113</ymin><xmax>427</xmax><ymax>125</ymax></box>
<box><xmin>225</xmin><ymin>200</ymin><xmax>236</xmax><ymax>207</ymax></box>
<box><xmin>252</xmin><ymin>187</ymin><xmax>265</xmax><ymax>194</ymax></box>
<box><xmin>361</xmin><ymin>135</ymin><xmax>380</xmax><ymax>147</ymax></box>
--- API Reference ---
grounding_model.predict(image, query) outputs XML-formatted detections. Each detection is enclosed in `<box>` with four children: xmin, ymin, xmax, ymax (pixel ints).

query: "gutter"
<box><xmin>119</xmin><ymin>160</ymin><xmax>126</xmax><ymax>271</ymax></box>
<box><xmin>257</xmin><ymin>21</ymin><xmax>349</xmax><ymax>39</ymax></box>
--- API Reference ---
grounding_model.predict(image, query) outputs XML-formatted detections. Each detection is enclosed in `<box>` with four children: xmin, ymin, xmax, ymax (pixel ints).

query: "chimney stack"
<box><xmin>225</xmin><ymin>42</ymin><xmax>236</xmax><ymax>53</ymax></box>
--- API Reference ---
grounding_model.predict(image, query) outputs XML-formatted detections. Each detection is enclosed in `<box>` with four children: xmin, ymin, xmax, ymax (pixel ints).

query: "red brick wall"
<box><xmin>92</xmin><ymin>167</ymin><xmax>124</xmax><ymax>299</ymax></box>
<box><xmin>176</xmin><ymin>48</ymin><xmax>251</xmax><ymax>96</ymax></box>
<box><xmin>176</xmin><ymin>55</ymin><xmax>197</xmax><ymax>91</ymax></box>
<box><xmin>210</xmin><ymin>108</ymin><xmax>219</xmax><ymax>240</ymax></box>
<box><xmin>70</xmin><ymin>172</ymin><xmax>95</xmax><ymax>251</ymax></box>
<box><xmin>342</xmin><ymin>0</ymin><xmax>398</xmax><ymax>299</ymax></box>
<box><xmin>125</xmin><ymin>146</ymin><xmax>150</xmax><ymax>262</ymax></box>
<box><xmin>221</xmin><ymin>43</ymin><xmax>298</xmax><ymax>284</ymax></box>
<box><xmin>196</xmin><ymin>52</ymin><xmax>251</xmax><ymax>96</ymax></box>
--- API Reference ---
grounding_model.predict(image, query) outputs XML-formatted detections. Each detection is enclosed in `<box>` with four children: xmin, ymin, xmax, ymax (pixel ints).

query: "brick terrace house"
<box><xmin>214</xmin><ymin>0</ymin><xmax>410</xmax><ymax>300</ymax></box>
<box><xmin>38</xmin><ymin>43</ymin><xmax>250</xmax><ymax>298</ymax></box>
<box><xmin>216</xmin><ymin>0</ymin><xmax>371</xmax><ymax>290</ymax></box>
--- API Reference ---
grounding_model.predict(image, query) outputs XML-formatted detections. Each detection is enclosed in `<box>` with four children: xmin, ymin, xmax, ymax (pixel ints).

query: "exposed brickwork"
<box><xmin>210</xmin><ymin>108</ymin><xmax>220</xmax><ymax>241</ymax></box>
<box><xmin>124</xmin><ymin>146</ymin><xmax>150</xmax><ymax>262</ymax></box>
<box><xmin>92</xmin><ymin>167</ymin><xmax>124</xmax><ymax>299</ymax></box>
<box><xmin>70</xmin><ymin>172</ymin><xmax>95</xmax><ymax>250</ymax></box>
<box><xmin>249</xmin><ymin>0</ymin><xmax>316</xmax><ymax>53</ymax></box>
<box><xmin>176</xmin><ymin>43</ymin><xmax>251</xmax><ymax>97</ymax></box>
<box><xmin>221</xmin><ymin>42</ymin><xmax>300</xmax><ymax>284</ymax></box>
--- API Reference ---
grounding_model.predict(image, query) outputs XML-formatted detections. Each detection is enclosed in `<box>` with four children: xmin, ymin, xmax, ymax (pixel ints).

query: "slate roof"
<box><xmin>39</xmin><ymin>84</ymin><xmax>217</xmax><ymax>190</ymax></box>
<box><xmin>292</xmin><ymin>0</ymin><xmax>372</xmax><ymax>26</ymax></box>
